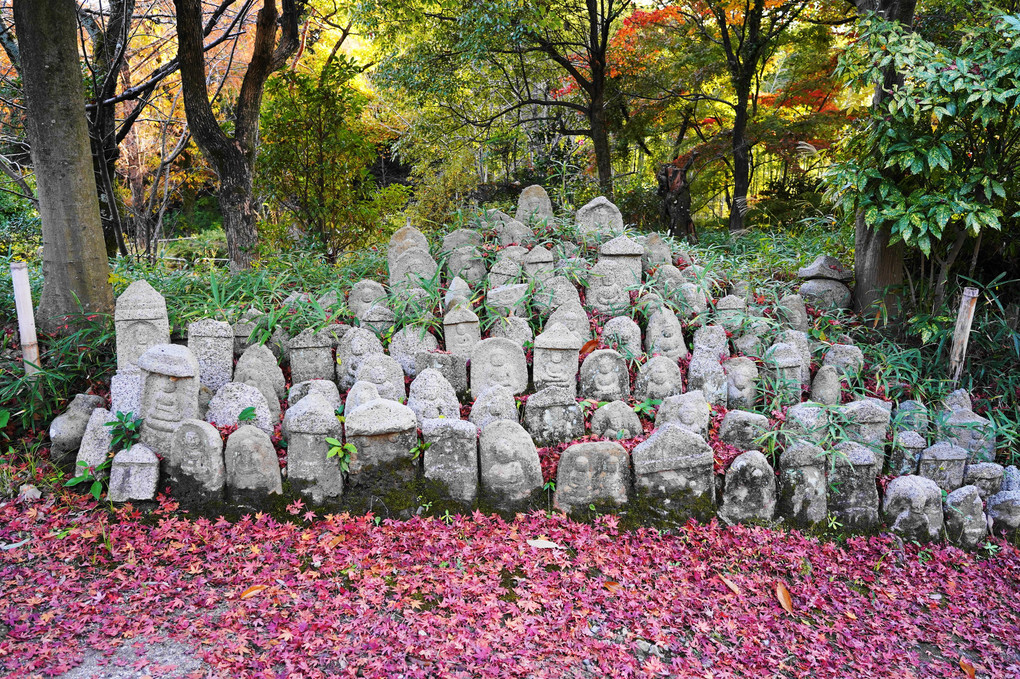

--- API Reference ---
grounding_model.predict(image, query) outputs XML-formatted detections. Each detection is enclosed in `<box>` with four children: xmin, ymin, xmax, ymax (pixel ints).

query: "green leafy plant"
<box><xmin>326</xmin><ymin>437</ymin><xmax>357</xmax><ymax>474</ymax></box>
<box><xmin>105</xmin><ymin>412</ymin><xmax>144</xmax><ymax>452</ymax></box>
<box><xmin>65</xmin><ymin>457</ymin><xmax>112</xmax><ymax>501</ymax></box>
<box><xmin>410</xmin><ymin>440</ymin><xmax>432</xmax><ymax>461</ymax></box>
<box><xmin>237</xmin><ymin>406</ymin><xmax>257</xmax><ymax>423</ymax></box>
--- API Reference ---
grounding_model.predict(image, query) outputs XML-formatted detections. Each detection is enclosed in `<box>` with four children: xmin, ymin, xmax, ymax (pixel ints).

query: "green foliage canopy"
<box><xmin>827</xmin><ymin>13</ymin><xmax>1020</xmax><ymax>258</ymax></box>
<box><xmin>259</xmin><ymin>57</ymin><xmax>408</xmax><ymax>260</ymax></box>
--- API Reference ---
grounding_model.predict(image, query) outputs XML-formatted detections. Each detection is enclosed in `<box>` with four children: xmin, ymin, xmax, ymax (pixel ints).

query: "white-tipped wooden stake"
<box><xmin>949</xmin><ymin>286</ymin><xmax>980</xmax><ymax>386</ymax></box>
<box><xmin>9</xmin><ymin>261</ymin><xmax>40</xmax><ymax>378</ymax></box>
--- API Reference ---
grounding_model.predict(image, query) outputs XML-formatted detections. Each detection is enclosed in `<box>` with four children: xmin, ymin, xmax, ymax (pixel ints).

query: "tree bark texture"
<box><xmin>14</xmin><ymin>0</ymin><xmax>114</xmax><ymax>333</ymax></box>
<box><xmin>175</xmin><ymin>0</ymin><xmax>300</xmax><ymax>271</ymax></box>
<box><xmin>728</xmin><ymin>86</ymin><xmax>751</xmax><ymax>232</ymax></box>
<box><xmin>851</xmin><ymin>0</ymin><xmax>917</xmax><ymax>317</ymax></box>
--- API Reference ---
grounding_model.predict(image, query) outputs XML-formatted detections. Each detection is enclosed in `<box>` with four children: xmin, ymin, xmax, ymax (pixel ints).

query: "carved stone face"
<box><xmin>649</xmin><ymin>363</ymin><xmax>669</xmax><ymax>385</ymax></box>
<box><xmin>234</xmin><ymin>447</ymin><xmax>264</xmax><ymax>487</ymax></box>
<box><xmin>127</xmin><ymin>320</ymin><xmax>160</xmax><ymax>351</ymax></box>
<box><xmin>357</xmin><ymin>287</ymin><xmax>377</xmax><ymax>308</ymax></box>
<box><xmin>486</xmin><ymin>351</ymin><xmax>513</xmax><ymax>388</ymax></box>
<box><xmin>656</xmin><ymin>325</ymin><xmax>680</xmax><ymax>352</ymax></box>
<box><xmin>145</xmin><ymin>374</ymin><xmax>183</xmax><ymax>433</ymax></box>
<box><xmin>448</xmin><ymin>323</ymin><xmax>476</xmax><ymax>353</ymax></box>
<box><xmin>595</xmin><ymin>278</ymin><xmax>622</xmax><ymax>306</ymax></box>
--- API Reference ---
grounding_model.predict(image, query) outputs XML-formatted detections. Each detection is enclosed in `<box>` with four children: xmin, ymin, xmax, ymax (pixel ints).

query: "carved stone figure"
<box><xmin>918</xmin><ymin>441</ymin><xmax>968</xmax><ymax>492</ymax></box>
<box><xmin>576</xmin><ymin>196</ymin><xmax>624</xmax><ymax>235</ymax></box>
<box><xmin>390</xmin><ymin>246</ymin><xmax>438</xmax><ymax>289</ymax></box>
<box><xmin>283</xmin><ymin>392</ymin><xmax>345</xmax><ymax>503</ymax></box>
<box><xmin>114</xmin><ymin>280</ymin><xmax>170</xmax><ymax>373</ymax></box>
<box><xmin>939</xmin><ymin>409</ymin><xmax>996</xmax><ymax>463</ymax></box>
<box><xmin>554</xmin><ymin>442</ymin><xmax>629</xmax><ymax>513</ymax></box>
<box><xmin>108</xmin><ymin>443</ymin><xmax>160</xmax><ymax>503</ymax></box>
<box><xmin>888</xmin><ymin>430</ymin><xmax>926</xmax><ymax>476</ymax></box>
<box><xmin>344</xmin><ymin>384</ymin><xmax>379</xmax><ymax>420</ymax></box>
<box><xmin>778</xmin><ymin>294</ymin><xmax>809</xmax><ymax>332</ymax></box>
<box><xmin>188</xmin><ymin>318</ymin><xmax>234</xmax><ymax>392</ymax></box>
<box><xmin>288</xmin><ymin>328</ymin><xmax>336</xmax><ymax>384</ymax></box>
<box><xmin>719</xmin><ymin>410</ymin><xmax>769</xmax><ymax>451</ymax></box>
<box><xmin>423</xmin><ymin>418</ymin><xmax>478</xmax><ymax>504</ymax></box>
<box><xmin>138</xmin><ymin>344</ymin><xmax>200</xmax><ymax>458</ymax></box>
<box><xmin>224</xmin><ymin>425</ymin><xmax>283</xmax><ymax>497</ymax></box>
<box><xmin>688</xmin><ymin>354</ymin><xmax>726</xmax><ymax>407</ymax></box>
<box><xmin>523</xmin><ymin>246</ymin><xmax>554</xmax><ymax>281</ymax></box>
<box><xmin>388</xmin><ymin>225</ymin><xmax>429</xmax><ymax>271</ymax></box>
<box><xmin>336</xmin><ymin>327</ymin><xmax>384</xmax><ymax>391</ymax></box>
<box><xmin>469</xmin><ymin>385</ymin><xmax>519</xmax><ymax>430</ymax></box>
<box><xmin>348</xmin><ymin>280</ymin><xmax>387</xmax><ymax>319</ymax></box>
<box><xmin>479</xmin><ymin>420</ymin><xmax>543</xmax><ymax>509</ymax></box>
<box><xmin>655</xmin><ymin>391</ymin><xmax>711</xmax><ymax>442</ymax></box>
<box><xmin>590</xmin><ymin>400</ymin><xmax>643</xmax><ymax>440</ymax></box>
<box><xmin>205</xmin><ymin>382</ymin><xmax>273</xmax><ymax>434</ymax></box>
<box><xmin>964</xmin><ymin>462</ymin><xmax>1004</xmax><ymax>500</ymax></box>
<box><xmin>778</xmin><ymin>443</ymin><xmax>827</xmax><ymax>527</ymax></box>
<box><xmin>236</xmin><ymin>344</ymin><xmax>286</xmax><ymax>400</ymax></box>
<box><xmin>389</xmin><ymin>326</ymin><xmax>439</xmax><ymax>377</ymax></box>
<box><xmin>546</xmin><ymin>301</ymin><xmax>592</xmax><ymax>342</ymax></box>
<box><xmin>764</xmin><ymin>342</ymin><xmax>803</xmax><ymax>405</ymax></box>
<box><xmin>723</xmin><ymin>357</ymin><xmax>758</xmax><ymax>410</ymax></box>
<box><xmin>407</xmin><ymin>368</ymin><xmax>461</xmax><ymax>425</ymax></box>
<box><xmin>602</xmin><ymin>316</ymin><xmax>642</xmax><ymax>358</ymax></box>
<box><xmin>470</xmin><ymin>337</ymin><xmax>529</xmax><ymax>399</ymax></box>
<box><xmin>632</xmin><ymin>423</ymin><xmax>715</xmax><ymax>518</ymax></box>
<box><xmin>579</xmin><ymin>349</ymin><xmax>630</xmax><ymax>402</ymax></box>
<box><xmin>523</xmin><ymin>386</ymin><xmax>584</xmax><ymax>446</ymax></box>
<box><xmin>828</xmin><ymin>442</ymin><xmax>880</xmax><ymax>531</ymax></box>
<box><xmin>645</xmin><ymin>308</ymin><xmax>688</xmax><ymax>360</ymax></box>
<box><xmin>719</xmin><ymin>450</ymin><xmax>776</xmax><ymax>524</ymax></box>
<box><xmin>355</xmin><ymin>353</ymin><xmax>407</xmax><ymax>403</ymax></box>
<box><xmin>443</xmin><ymin>306</ymin><xmax>481</xmax><ymax>359</ymax></box>
<box><xmin>489</xmin><ymin>315</ymin><xmax>534</xmax><ymax>347</ymax></box>
<box><xmin>533</xmin><ymin>322</ymin><xmax>582</xmax><ymax>395</ymax></box>
<box><xmin>587</xmin><ymin>260</ymin><xmax>630</xmax><ymax>315</ymax></box>
<box><xmin>416</xmin><ymin>351</ymin><xmax>469</xmax><ymax>399</ymax></box>
<box><xmin>447</xmin><ymin>246</ymin><xmax>487</xmax><ymax>284</ymax></box>
<box><xmin>515</xmin><ymin>185</ymin><xmax>554</xmax><ymax>223</ymax></box>
<box><xmin>344</xmin><ymin>397</ymin><xmax>418</xmax><ymax>485</ymax></box>
<box><xmin>810</xmin><ymin>365</ymin><xmax>841</xmax><ymax>406</ymax></box>
<box><xmin>634</xmin><ymin>356</ymin><xmax>683</xmax><ymax>402</ymax></box>
<box><xmin>168</xmin><ymin>419</ymin><xmax>225</xmax><ymax>501</ymax></box>
<box><xmin>486</xmin><ymin>283</ymin><xmax>530</xmax><ymax>316</ymax></box>
<box><xmin>882</xmin><ymin>475</ymin><xmax>943</xmax><ymax>542</ymax></box>
<box><xmin>598</xmin><ymin>235</ymin><xmax>644</xmax><ymax>284</ymax></box>
<box><xmin>945</xmin><ymin>485</ymin><xmax>987</xmax><ymax>550</ymax></box>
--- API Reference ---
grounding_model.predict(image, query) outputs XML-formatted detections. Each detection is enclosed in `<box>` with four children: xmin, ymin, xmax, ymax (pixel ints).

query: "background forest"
<box><xmin>1</xmin><ymin>0</ymin><xmax>1019</xmax><ymax>433</ymax></box>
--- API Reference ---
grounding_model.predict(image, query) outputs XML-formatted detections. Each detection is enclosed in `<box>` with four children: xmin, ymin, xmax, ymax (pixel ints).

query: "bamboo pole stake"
<box><xmin>949</xmin><ymin>287</ymin><xmax>980</xmax><ymax>386</ymax></box>
<box><xmin>10</xmin><ymin>261</ymin><xmax>40</xmax><ymax>378</ymax></box>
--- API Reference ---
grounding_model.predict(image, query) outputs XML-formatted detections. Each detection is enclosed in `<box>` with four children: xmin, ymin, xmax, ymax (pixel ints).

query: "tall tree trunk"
<box><xmin>15</xmin><ymin>0</ymin><xmax>114</xmax><ymax>334</ymax></box>
<box><xmin>729</xmin><ymin>86</ymin><xmax>751</xmax><ymax>233</ymax></box>
<box><xmin>852</xmin><ymin>0</ymin><xmax>917</xmax><ymax>318</ymax></box>
<box><xmin>85</xmin><ymin>0</ymin><xmax>134</xmax><ymax>257</ymax></box>
<box><xmin>175</xmin><ymin>0</ymin><xmax>301</xmax><ymax>271</ymax></box>
<box><xmin>590</xmin><ymin>94</ymin><xmax>614</xmax><ymax>199</ymax></box>
<box><xmin>218</xmin><ymin>156</ymin><xmax>258</xmax><ymax>269</ymax></box>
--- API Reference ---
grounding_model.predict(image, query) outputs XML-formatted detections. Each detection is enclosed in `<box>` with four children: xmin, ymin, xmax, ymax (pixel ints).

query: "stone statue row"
<box><xmin>44</xmin><ymin>186</ymin><xmax>1019</xmax><ymax>544</ymax></box>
